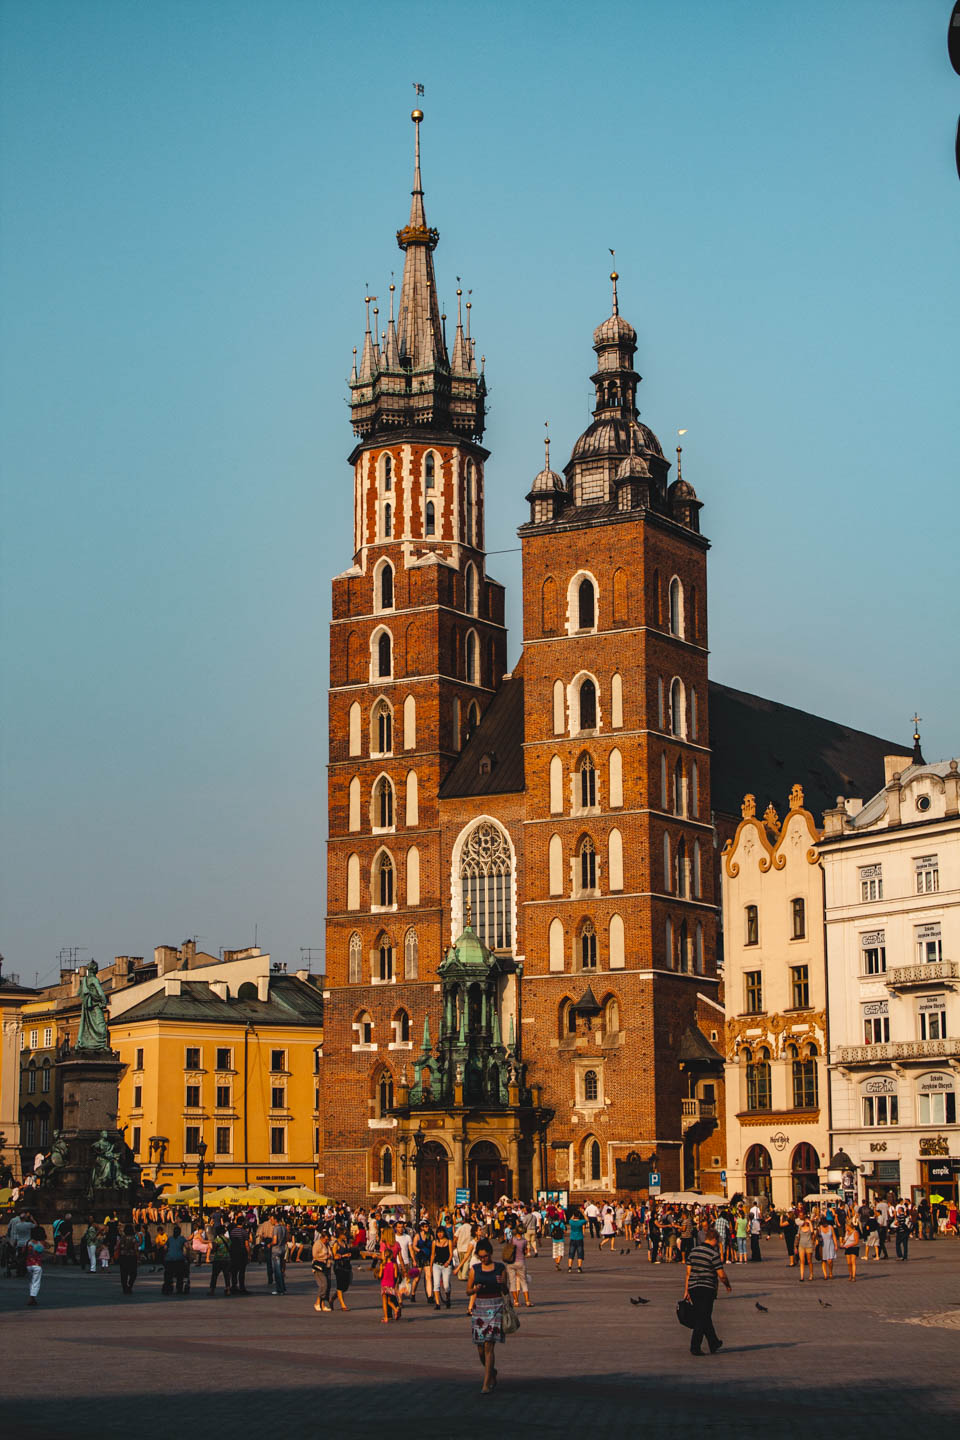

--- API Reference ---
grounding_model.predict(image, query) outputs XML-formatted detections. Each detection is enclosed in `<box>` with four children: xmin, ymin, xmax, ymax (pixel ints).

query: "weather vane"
<box><xmin>413</xmin><ymin>82</ymin><xmax>424</xmax><ymax>96</ymax></box>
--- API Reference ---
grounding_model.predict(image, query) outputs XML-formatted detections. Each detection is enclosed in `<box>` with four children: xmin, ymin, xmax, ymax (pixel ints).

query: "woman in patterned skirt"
<box><xmin>466</xmin><ymin>1237</ymin><xmax>509</xmax><ymax>1393</ymax></box>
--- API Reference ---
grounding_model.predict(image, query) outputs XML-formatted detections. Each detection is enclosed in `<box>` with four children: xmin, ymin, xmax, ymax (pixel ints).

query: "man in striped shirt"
<box><xmin>683</xmin><ymin>1227</ymin><xmax>732</xmax><ymax>1355</ymax></box>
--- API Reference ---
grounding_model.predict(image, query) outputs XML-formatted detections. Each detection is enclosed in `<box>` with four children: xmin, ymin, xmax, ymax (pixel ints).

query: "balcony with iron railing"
<box><xmin>837</xmin><ymin>1037</ymin><xmax>960</xmax><ymax>1065</ymax></box>
<box><xmin>884</xmin><ymin>960</ymin><xmax>958</xmax><ymax>991</ymax></box>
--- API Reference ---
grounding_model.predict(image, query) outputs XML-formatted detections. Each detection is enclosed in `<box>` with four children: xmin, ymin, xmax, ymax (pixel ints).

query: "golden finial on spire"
<box><xmin>544</xmin><ymin>419</ymin><xmax>550</xmax><ymax>470</ymax></box>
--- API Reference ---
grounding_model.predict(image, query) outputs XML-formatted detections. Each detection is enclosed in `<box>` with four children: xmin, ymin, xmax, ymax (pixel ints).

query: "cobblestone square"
<box><xmin>3</xmin><ymin>1236</ymin><xmax>959</xmax><ymax>1439</ymax></box>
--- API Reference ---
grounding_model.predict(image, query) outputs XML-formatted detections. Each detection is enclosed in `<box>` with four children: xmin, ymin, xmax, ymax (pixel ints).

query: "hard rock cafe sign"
<box><xmin>770</xmin><ymin>1131</ymin><xmax>789</xmax><ymax>1152</ymax></box>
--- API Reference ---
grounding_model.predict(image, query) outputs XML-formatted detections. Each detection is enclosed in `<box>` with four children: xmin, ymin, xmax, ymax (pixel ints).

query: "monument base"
<box><xmin>28</xmin><ymin>1048</ymin><xmax>142</xmax><ymax>1225</ymax></box>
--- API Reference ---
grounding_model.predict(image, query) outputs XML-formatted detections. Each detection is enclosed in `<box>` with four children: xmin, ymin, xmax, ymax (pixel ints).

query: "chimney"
<box><xmin>884</xmin><ymin>754</ymin><xmax>911</xmax><ymax>785</ymax></box>
<box><xmin>257</xmin><ymin>975</ymin><xmax>270</xmax><ymax>1002</ymax></box>
<box><xmin>155</xmin><ymin>946</ymin><xmax>180</xmax><ymax>976</ymax></box>
<box><xmin>182</xmin><ymin>939</ymin><xmax>197</xmax><ymax>967</ymax></box>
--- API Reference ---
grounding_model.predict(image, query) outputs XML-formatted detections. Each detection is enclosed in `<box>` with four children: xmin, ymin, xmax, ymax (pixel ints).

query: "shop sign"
<box><xmin>861</xmin><ymin>930</ymin><xmax>885</xmax><ymax>948</ymax></box>
<box><xmin>919</xmin><ymin>1072</ymin><xmax>953</xmax><ymax>1093</ymax></box>
<box><xmin>862</xmin><ymin>1001</ymin><xmax>888</xmax><ymax>1018</ymax></box>
<box><xmin>916</xmin><ymin>923</ymin><xmax>941</xmax><ymax>940</ymax></box>
<box><xmin>926</xmin><ymin>1160</ymin><xmax>953</xmax><ymax>1183</ymax></box>
<box><xmin>770</xmin><ymin>1131</ymin><xmax>789</xmax><ymax>1151</ymax></box>
<box><xmin>255</xmin><ymin>1174</ymin><xmax>296</xmax><ymax>1182</ymax></box>
<box><xmin>918</xmin><ymin>998</ymin><xmax>946</xmax><ymax>1015</ymax></box>
<box><xmin>863</xmin><ymin>1077</ymin><xmax>896</xmax><ymax>1095</ymax></box>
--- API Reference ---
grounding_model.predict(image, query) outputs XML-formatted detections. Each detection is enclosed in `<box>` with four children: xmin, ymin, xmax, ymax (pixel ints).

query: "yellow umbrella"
<box><xmin>236</xmin><ymin>1185</ymin><xmax>277</xmax><ymax>1204</ymax></box>
<box><xmin>205</xmin><ymin>1186</ymin><xmax>246</xmax><ymax>1205</ymax></box>
<box><xmin>0</xmin><ymin>1187</ymin><xmax>14</xmax><ymax>1205</ymax></box>
<box><xmin>170</xmin><ymin>1187</ymin><xmax>200</xmax><ymax>1204</ymax></box>
<box><xmin>278</xmin><ymin>1186</ymin><xmax>329</xmax><ymax>1204</ymax></box>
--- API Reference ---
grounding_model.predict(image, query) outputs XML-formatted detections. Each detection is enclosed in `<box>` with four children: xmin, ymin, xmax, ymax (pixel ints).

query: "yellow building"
<box><xmin>110</xmin><ymin>952</ymin><xmax>324</xmax><ymax>1196</ymax></box>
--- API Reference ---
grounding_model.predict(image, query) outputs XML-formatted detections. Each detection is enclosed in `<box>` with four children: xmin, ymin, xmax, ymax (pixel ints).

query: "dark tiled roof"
<box><xmin>116</xmin><ymin>974</ymin><xmax>324</xmax><ymax>1028</ymax></box>
<box><xmin>439</xmin><ymin>675</ymin><xmax>526</xmax><ymax>799</ymax></box>
<box><xmin>709</xmin><ymin>681</ymin><xmax>909</xmax><ymax>826</ymax></box>
<box><xmin>678</xmin><ymin>1025</ymin><xmax>725</xmax><ymax>1065</ymax></box>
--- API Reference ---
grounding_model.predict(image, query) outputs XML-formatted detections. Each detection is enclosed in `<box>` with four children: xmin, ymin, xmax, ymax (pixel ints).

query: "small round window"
<box><xmin>916</xmin><ymin>795</ymin><xmax>931</xmax><ymax>812</ymax></box>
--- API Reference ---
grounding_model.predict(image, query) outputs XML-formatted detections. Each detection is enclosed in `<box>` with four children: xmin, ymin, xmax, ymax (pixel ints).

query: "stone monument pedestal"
<box><xmin>30</xmin><ymin>1048</ymin><xmax>140</xmax><ymax>1224</ymax></box>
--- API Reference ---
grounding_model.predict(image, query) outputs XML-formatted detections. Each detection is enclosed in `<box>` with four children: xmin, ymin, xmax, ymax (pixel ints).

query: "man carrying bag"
<box><xmin>681</xmin><ymin>1226</ymin><xmax>732</xmax><ymax>1356</ymax></box>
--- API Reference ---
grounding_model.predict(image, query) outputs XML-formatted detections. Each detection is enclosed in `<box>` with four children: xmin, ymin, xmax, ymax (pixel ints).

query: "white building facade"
<box><xmin>820</xmin><ymin>756</ymin><xmax>960</xmax><ymax>1208</ymax></box>
<box><xmin>722</xmin><ymin>785</ymin><xmax>830</xmax><ymax>1207</ymax></box>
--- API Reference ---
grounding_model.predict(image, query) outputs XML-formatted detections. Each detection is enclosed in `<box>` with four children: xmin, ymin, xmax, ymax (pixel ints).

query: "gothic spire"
<box><xmin>396</xmin><ymin>109</ymin><xmax>447</xmax><ymax>369</ymax></box>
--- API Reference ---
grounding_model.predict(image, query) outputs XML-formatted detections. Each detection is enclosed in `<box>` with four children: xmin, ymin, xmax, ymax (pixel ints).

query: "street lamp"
<box><xmin>826</xmin><ymin>1149</ymin><xmax>859</xmax><ymax>1200</ymax></box>
<box><xmin>412</xmin><ymin>1125</ymin><xmax>425</xmax><ymax>1221</ymax></box>
<box><xmin>196</xmin><ymin>1137</ymin><xmax>213</xmax><ymax>1218</ymax></box>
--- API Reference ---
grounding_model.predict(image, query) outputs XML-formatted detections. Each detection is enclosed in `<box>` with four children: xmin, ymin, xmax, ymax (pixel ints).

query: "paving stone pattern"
<box><xmin>3</xmin><ymin>1236</ymin><xmax>960</xmax><ymax>1439</ymax></box>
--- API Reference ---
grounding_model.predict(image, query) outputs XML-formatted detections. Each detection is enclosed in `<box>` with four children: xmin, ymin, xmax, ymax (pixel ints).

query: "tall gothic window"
<box><xmin>746</xmin><ymin>1046</ymin><xmax>772</xmax><ymax>1111</ymax></box>
<box><xmin>348</xmin><ymin>932</ymin><xmax>362</xmax><ymax>984</ymax></box>
<box><xmin>578</xmin><ymin>577</ymin><xmax>596</xmax><ymax>629</ymax></box>
<box><xmin>424</xmin><ymin>452</ymin><xmax>435</xmax><ymax>489</ymax></box>
<box><xmin>377</xmin><ymin>935</ymin><xmax>394</xmax><ymax>982</ymax></box>
<box><xmin>579</xmin><ymin>677</ymin><xmax>597</xmax><ymax>731</ymax></box>
<box><xmin>580</xmin><ymin>838</ymin><xmax>597</xmax><ymax>892</ymax></box>
<box><xmin>377</xmin><ymin>852</ymin><xmax>395</xmax><ymax>907</ymax></box>
<box><xmin>580</xmin><ymin>755</ymin><xmax>597</xmax><ymax>809</ymax></box>
<box><xmin>374</xmin><ymin>776</ymin><xmax>394</xmax><ymax>829</ymax></box>
<box><xmin>466</xmin><ymin>701</ymin><xmax>480</xmax><ymax>739</ymax></box>
<box><xmin>580</xmin><ymin>920</ymin><xmax>597</xmax><ymax>969</ymax></box>
<box><xmin>673</xmin><ymin>757</ymin><xmax>684</xmax><ymax>815</ymax></box>
<box><xmin>377</xmin><ymin>1070</ymin><xmax>394</xmax><ymax>1116</ymax></box>
<box><xmin>404</xmin><ymin>928</ymin><xmax>419</xmax><ymax>979</ymax></box>
<box><xmin>459</xmin><ymin>821</ymin><xmax>512</xmax><ymax>950</ymax></box>
<box><xmin>379</xmin><ymin>563</ymin><xmax>394</xmax><ymax>610</ymax></box>
<box><xmin>669</xmin><ymin>577</ymin><xmax>682</xmax><ymax>636</ymax></box>
<box><xmin>373</xmin><ymin>699</ymin><xmax>392</xmax><ymax>754</ymax></box>
<box><xmin>675</xmin><ymin>837</ymin><xmax>687</xmax><ymax>897</ymax></box>
<box><xmin>670</xmin><ymin>678</ymin><xmax>684</xmax><ymax>736</ymax></box>
<box><xmin>584</xmin><ymin>1071</ymin><xmax>599</xmax><ymax>1103</ymax></box>
<box><xmin>383</xmin><ymin>455</ymin><xmax>392</xmax><ymax>489</ymax></box>
<box><xmin>589</xmin><ymin>1137</ymin><xmax>601</xmax><ymax>1178</ymax></box>
<box><xmin>465</xmin><ymin>564</ymin><xmax>476</xmax><ymax>615</ymax></box>
<box><xmin>383</xmin><ymin>502</ymin><xmax>392</xmax><ymax>539</ymax></box>
<box><xmin>465</xmin><ymin>630</ymin><xmax>478</xmax><ymax>684</ymax></box>
<box><xmin>425</xmin><ymin>501</ymin><xmax>435</xmax><ymax>536</ymax></box>
<box><xmin>377</xmin><ymin>631</ymin><xmax>392</xmax><ymax>678</ymax></box>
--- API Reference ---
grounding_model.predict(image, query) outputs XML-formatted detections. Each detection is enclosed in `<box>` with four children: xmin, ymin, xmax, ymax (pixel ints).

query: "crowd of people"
<box><xmin>3</xmin><ymin>1188</ymin><xmax>957</xmax><ymax>1382</ymax></box>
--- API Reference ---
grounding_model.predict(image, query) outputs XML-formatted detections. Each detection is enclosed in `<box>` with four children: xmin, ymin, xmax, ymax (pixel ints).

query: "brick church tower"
<box><xmin>322</xmin><ymin>113</ymin><xmax>508</xmax><ymax>1200</ymax></box>
<box><xmin>516</xmin><ymin>273</ymin><xmax>721</xmax><ymax>1195</ymax></box>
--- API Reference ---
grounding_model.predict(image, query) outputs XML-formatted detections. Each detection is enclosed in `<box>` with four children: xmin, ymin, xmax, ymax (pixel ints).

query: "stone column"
<box><xmin>507</xmin><ymin>1133</ymin><xmax>520</xmax><ymax>1199</ymax></box>
<box><xmin>532</xmin><ymin>1132</ymin><xmax>543</xmax><ymax>1196</ymax></box>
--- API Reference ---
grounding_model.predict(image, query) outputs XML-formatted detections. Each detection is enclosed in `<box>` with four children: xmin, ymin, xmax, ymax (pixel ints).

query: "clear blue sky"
<box><xmin>2</xmin><ymin>1</ymin><xmax>957</xmax><ymax>984</ymax></box>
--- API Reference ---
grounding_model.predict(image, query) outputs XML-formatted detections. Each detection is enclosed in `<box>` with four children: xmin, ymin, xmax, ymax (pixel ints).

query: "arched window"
<box><xmin>793</xmin><ymin>1050</ymin><xmax>818</xmax><ymax>1108</ymax></box>
<box><xmin>608</xmin><ymin>829</ymin><xmax>624</xmax><ymax>891</ymax></box>
<box><xmin>393</xmin><ymin>1008</ymin><xmax>410</xmax><ymax>1044</ymax></box>
<box><xmin>465</xmin><ymin>564</ymin><xmax>477</xmax><ymax>615</ymax></box>
<box><xmin>695</xmin><ymin>922</ymin><xmax>704</xmax><ymax>974</ymax></box>
<box><xmin>791</xmin><ymin>1142</ymin><xmax>819</xmax><ymax>1203</ymax></box>
<box><xmin>425</xmin><ymin>500</ymin><xmax>436</xmax><ymax>536</ymax></box>
<box><xmin>657</xmin><ymin>676</ymin><xmax>665</xmax><ymax>729</ymax></box>
<box><xmin>690</xmin><ymin>688</ymin><xmax>699</xmax><ymax>739</ymax></box>
<box><xmin>466</xmin><ymin>700</ymin><xmax>480</xmax><ymax>739</ymax></box>
<box><xmin>382</xmin><ymin>454</ymin><xmax>393</xmax><ymax>490</ymax></box>
<box><xmin>403</xmin><ymin>694</ymin><xmax>416</xmax><ymax>749</ymax></box>
<box><xmin>405</xmin><ymin>771</ymin><xmax>418</xmax><ymax>826</ymax></box>
<box><xmin>792</xmin><ymin>897</ymin><xmax>806</xmax><ymax>939</ymax></box>
<box><xmin>692</xmin><ymin>840</ymin><xmax>702</xmax><ymax>898</ymax></box>
<box><xmin>378</xmin><ymin>561</ymin><xmax>394</xmax><ymax>611</ymax></box>
<box><xmin>579</xmin><ymin>754</ymin><xmax>597</xmax><ymax>809</ymax></box>
<box><xmin>675</xmin><ymin>837</ymin><xmax>687</xmax><ymax>897</ymax></box>
<box><xmin>424</xmin><ymin>452</ymin><xmax>435</xmax><ymax>489</ymax></box>
<box><xmin>579</xmin><ymin>837</ymin><xmax>597</xmax><ymax>893</ymax></box>
<box><xmin>465</xmin><ymin>629</ymin><xmax>478</xmax><ymax>684</ymax></box>
<box><xmin>376</xmin><ymin>934</ymin><xmax>395</xmax><ymax>982</ymax></box>
<box><xmin>348</xmin><ymin>775</ymin><xmax>361</xmax><ymax>831</ymax></box>
<box><xmin>660</xmin><ymin>753</ymin><xmax>668</xmax><ymax>808</ymax></box>
<box><xmin>354</xmin><ymin>1010</ymin><xmax>373</xmax><ymax>1045</ymax></box>
<box><xmin>459</xmin><ymin>820</ymin><xmax>513</xmax><ymax>950</ymax></box>
<box><xmin>377</xmin><ymin>1070</ymin><xmax>394</xmax><ymax>1116</ymax></box>
<box><xmin>589</xmin><ymin>1137</ymin><xmax>601</xmax><ymax>1179</ymax></box>
<box><xmin>452</xmin><ymin>696</ymin><xmax>461</xmax><ymax>750</ymax></box>
<box><xmin>603</xmin><ymin>995</ymin><xmax>620</xmax><ymax>1033</ymax></box>
<box><xmin>580</xmin><ymin>920</ymin><xmax>597</xmax><ymax>970</ymax></box>
<box><xmin>349</xmin><ymin>700</ymin><xmax>361</xmax><ymax>756</ymax></box>
<box><xmin>383</xmin><ymin>502</ymin><xmax>392</xmax><ymax>539</ymax></box>
<box><xmin>348</xmin><ymin>932</ymin><xmax>362</xmax><ymax>984</ymax></box>
<box><xmin>745</xmin><ymin>1143</ymin><xmax>773</xmax><ymax>1200</ymax></box>
<box><xmin>669</xmin><ymin>577</ymin><xmax>683</xmax><ymax>636</ymax></box>
<box><xmin>673</xmin><ymin>757</ymin><xmax>684</xmax><ymax>815</ymax></box>
<box><xmin>381</xmin><ymin>1146</ymin><xmax>393</xmax><ymax>1185</ymax></box>
<box><xmin>558</xmin><ymin>997</ymin><xmax>576</xmax><ymax>1038</ymax></box>
<box><xmin>747</xmin><ymin>1047</ymin><xmax>772</xmax><ymax>1111</ymax></box>
<box><xmin>373</xmin><ymin>776</ymin><xmax>394</xmax><ymax>829</ymax></box>
<box><xmin>377</xmin><ymin>630</ymin><xmax>392</xmax><ymax>679</ymax></box>
<box><xmin>584</xmin><ymin>1071</ymin><xmax>599</xmax><ymax>1102</ymax></box>
<box><xmin>372</xmin><ymin>698</ymin><xmax>393</xmax><ymax>755</ymax></box>
<box><xmin>404</xmin><ymin>928</ymin><xmax>419</xmax><ymax>979</ymax></box>
<box><xmin>579</xmin><ymin>677</ymin><xmax>597</xmax><ymax>731</ymax></box>
<box><xmin>670</xmin><ymin>678</ymin><xmax>684</xmax><ymax>737</ymax></box>
<box><xmin>376</xmin><ymin>851</ymin><xmax>395</xmax><ymax>907</ymax></box>
<box><xmin>745</xmin><ymin>905</ymin><xmax>759</xmax><ymax>946</ymax></box>
<box><xmin>663</xmin><ymin>833</ymin><xmax>671</xmax><ymax>891</ymax></box>
<box><xmin>691</xmin><ymin>759</ymin><xmax>699</xmax><ymax>817</ymax></box>
<box><xmin>665</xmin><ymin>915</ymin><xmax>674</xmax><ymax>966</ymax></box>
<box><xmin>578</xmin><ymin>576</ymin><xmax>596</xmax><ymax>630</ymax></box>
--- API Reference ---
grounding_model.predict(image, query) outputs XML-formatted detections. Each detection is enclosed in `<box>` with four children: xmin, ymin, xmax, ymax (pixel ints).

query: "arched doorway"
<box><xmin>469</xmin><ymin>1140</ymin><xmax>507</xmax><ymax>1205</ymax></box>
<box><xmin>417</xmin><ymin>1141</ymin><xmax>449</xmax><ymax>1215</ymax></box>
<box><xmin>744</xmin><ymin>1144</ymin><xmax>772</xmax><ymax>1201</ymax></box>
<box><xmin>791</xmin><ymin>1142</ymin><xmax>819</xmax><ymax>1203</ymax></box>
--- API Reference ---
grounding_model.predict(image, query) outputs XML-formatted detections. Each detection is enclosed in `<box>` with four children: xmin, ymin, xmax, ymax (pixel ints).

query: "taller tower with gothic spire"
<box><xmin>322</xmin><ymin>114</ymin><xmax>508</xmax><ymax>1201</ymax></box>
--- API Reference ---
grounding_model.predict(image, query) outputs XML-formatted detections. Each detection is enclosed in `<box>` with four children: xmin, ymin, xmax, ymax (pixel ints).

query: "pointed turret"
<box><xmin>451</xmin><ymin>287</ymin><xmax>469</xmax><ymax>371</ymax></box>
<box><xmin>348</xmin><ymin>110</ymin><xmax>485</xmax><ymax>440</ymax></box>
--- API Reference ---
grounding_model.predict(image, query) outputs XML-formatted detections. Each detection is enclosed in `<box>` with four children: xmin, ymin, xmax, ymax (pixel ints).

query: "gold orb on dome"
<box><xmin>411</xmin><ymin>109</ymin><xmax>424</xmax><ymax>122</ymax></box>
<box><xmin>610</xmin><ymin>270</ymin><xmax>619</xmax><ymax>281</ymax></box>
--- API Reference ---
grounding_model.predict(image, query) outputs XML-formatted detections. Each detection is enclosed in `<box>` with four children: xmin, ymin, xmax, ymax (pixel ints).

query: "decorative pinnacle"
<box><xmin>610</xmin><ymin>270</ymin><xmax>619</xmax><ymax>315</ymax></box>
<box><xmin>544</xmin><ymin>419</ymin><xmax>551</xmax><ymax>470</ymax></box>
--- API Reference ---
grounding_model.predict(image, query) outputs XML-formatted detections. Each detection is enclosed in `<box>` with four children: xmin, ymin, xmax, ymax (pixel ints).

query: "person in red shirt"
<box><xmin>25</xmin><ymin>1226</ymin><xmax>46</xmax><ymax>1306</ymax></box>
<box><xmin>379</xmin><ymin>1253</ymin><xmax>401</xmax><ymax>1323</ymax></box>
